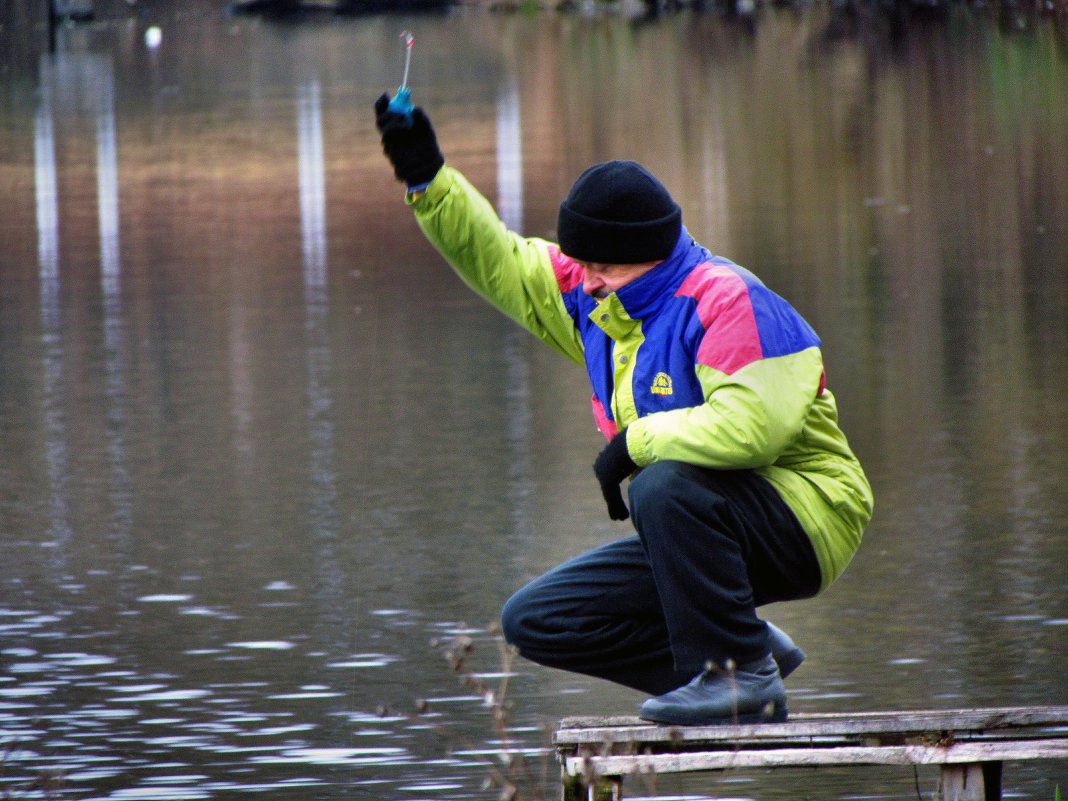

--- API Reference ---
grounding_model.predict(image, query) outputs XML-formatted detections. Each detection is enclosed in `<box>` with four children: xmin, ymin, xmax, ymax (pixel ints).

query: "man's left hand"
<box><xmin>593</xmin><ymin>429</ymin><xmax>638</xmax><ymax>521</ymax></box>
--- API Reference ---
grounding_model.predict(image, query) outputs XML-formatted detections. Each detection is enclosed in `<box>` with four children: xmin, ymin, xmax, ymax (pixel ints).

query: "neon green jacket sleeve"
<box><xmin>408</xmin><ymin>167</ymin><xmax>584</xmax><ymax>364</ymax></box>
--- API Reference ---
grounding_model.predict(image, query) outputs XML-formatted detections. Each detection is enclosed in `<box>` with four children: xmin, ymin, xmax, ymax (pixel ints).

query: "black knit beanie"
<box><xmin>557</xmin><ymin>160</ymin><xmax>682</xmax><ymax>264</ymax></box>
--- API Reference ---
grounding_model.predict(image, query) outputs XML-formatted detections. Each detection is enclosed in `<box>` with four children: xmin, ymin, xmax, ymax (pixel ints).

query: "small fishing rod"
<box><xmin>386</xmin><ymin>31</ymin><xmax>415</xmax><ymax>124</ymax></box>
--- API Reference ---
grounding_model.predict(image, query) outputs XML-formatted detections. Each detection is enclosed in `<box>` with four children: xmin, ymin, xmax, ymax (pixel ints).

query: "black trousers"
<box><xmin>500</xmin><ymin>461</ymin><xmax>822</xmax><ymax>695</ymax></box>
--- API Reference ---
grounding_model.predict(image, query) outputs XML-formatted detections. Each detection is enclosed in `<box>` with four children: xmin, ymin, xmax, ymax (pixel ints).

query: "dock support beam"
<box><xmin>937</xmin><ymin>762</ymin><xmax>1003</xmax><ymax>801</ymax></box>
<box><xmin>561</xmin><ymin>768</ymin><xmax>622</xmax><ymax>801</ymax></box>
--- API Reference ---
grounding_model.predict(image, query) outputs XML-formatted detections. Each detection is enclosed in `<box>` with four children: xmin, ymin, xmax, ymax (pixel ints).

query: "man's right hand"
<box><xmin>374</xmin><ymin>93</ymin><xmax>444</xmax><ymax>189</ymax></box>
<box><xmin>593</xmin><ymin>428</ymin><xmax>638</xmax><ymax>521</ymax></box>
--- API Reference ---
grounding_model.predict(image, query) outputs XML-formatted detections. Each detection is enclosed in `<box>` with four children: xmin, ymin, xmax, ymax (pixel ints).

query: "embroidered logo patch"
<box><xmin>650</xmin><ymin>372</ymin><xmax>673</xmax><ymax>396</ymax></box>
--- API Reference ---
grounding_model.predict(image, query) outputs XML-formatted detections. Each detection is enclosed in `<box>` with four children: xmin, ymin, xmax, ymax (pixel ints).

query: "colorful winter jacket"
<box><xmin>409</xmin><ymin>167</ymin><xmax>873</xmax><ymax>589</ymax></box>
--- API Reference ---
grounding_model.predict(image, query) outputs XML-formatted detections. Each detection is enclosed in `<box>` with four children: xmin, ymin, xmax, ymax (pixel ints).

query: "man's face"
<box><xmin>579</xmin><ymin>261</ymin><xmax>660</xmax><ymax>300</ymax></box>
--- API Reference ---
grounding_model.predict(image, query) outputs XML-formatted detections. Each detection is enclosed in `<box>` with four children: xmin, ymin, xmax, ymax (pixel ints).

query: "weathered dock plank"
<box><xmin>564</xmin><ymin>738</ymin><xmax>1068</xmax><ymax>774</ymax></box>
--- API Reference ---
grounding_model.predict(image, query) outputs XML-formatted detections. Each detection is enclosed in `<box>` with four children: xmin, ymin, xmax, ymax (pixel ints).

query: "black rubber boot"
<box><xmin>638</xmin><ymin>654</ymin><xmax>787</xmax><ymax>726</ymax></box>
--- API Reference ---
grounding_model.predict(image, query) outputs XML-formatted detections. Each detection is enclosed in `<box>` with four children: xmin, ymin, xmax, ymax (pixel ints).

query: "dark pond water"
<box><xmin>1</xmin><ymin>2</ymin><xmax>1066</xmax><ymax>799</ymax></box>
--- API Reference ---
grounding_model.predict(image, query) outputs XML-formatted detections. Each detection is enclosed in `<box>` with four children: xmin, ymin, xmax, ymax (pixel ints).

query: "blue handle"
<box><xmin>386</xmin><ymin>86</ymin><xmax>413</xmax><ymax>125</ymax></box>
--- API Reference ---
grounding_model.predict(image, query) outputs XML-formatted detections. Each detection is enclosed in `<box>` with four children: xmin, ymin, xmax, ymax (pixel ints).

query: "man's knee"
<box><xmin>500</xmin><ymin>584</ymin><xmax>538</xmax><ymax>650</ymax></box>
<box><xmin>501</xmin><ymin>572</ymin><xmax>586</xmax><ymax>661</ymax></box>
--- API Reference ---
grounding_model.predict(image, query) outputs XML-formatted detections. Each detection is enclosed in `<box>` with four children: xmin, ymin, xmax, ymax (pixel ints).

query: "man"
<box><xmin>374</xmin><ymin>95</ymin><xmax>873</xmax><ymax>725</ymax></box>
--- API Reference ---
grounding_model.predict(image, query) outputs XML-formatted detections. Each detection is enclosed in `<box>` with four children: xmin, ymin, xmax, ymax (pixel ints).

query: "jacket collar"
<box><xmin>613</xmin><ymin>228</ymin><xmax>708</xmax><ymax>319</ymax></box>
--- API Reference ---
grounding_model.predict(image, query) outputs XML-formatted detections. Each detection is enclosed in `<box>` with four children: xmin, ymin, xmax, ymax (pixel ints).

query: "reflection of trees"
<box><xmin>0</xmin><ymin>1</ymin><xmax>51</xmax><ymax>75</ymax></box>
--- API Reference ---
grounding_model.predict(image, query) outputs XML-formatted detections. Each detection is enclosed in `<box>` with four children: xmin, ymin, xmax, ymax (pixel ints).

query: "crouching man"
<box><xmin>374</xmin><ymin>95</ymin><xmax>873</xmax><ymax>725</ymax></box>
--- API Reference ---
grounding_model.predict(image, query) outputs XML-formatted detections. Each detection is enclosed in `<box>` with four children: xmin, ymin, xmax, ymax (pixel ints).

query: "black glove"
<box><xmin>374</xmin><ymin>93</ymin><xmax>444</xmax><ymax>188</ymax></box>
<box><xmin>593</xmin><ymin>428</ymin><xmax>638</xmax><ymax>521</ymax></box>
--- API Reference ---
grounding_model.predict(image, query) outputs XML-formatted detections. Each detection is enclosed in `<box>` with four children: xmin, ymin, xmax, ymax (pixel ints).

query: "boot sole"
<box><xmin>639</xmin><ymin>701</ymin><xmax>788</xmax><ymax>727</ymax></box>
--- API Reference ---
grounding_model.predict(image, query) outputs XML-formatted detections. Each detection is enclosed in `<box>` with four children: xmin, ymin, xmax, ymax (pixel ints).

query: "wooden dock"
<box><xmin>554</xmin><ymin>705</ymin><xmax>1068</xmax><ymax>800</ymax></box>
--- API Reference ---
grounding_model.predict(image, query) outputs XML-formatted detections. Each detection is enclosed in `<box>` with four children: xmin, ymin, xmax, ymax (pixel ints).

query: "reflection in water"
<box><xmin>33</xmin><ymin>49</ymin><xmax>131</xmax><ymax>569</ymax></box>
<box><xmin>495</xmin><ymin>71</ymin><xmax>523</xmax><ymax>234</ymax></box>
<box><xmin>95</xmin><ymin>56</ymin><xmax>120</xmax><ymax>292</ymax></box>
<box><xmin>297</xmin><ymin>78</ymin><xmax>327</xmax><ymax>291</ymax></box>
<box><xmin>696</xmin><ymin>76</ymin><xmax>731</xmax><ymax>255</ymax></box>
<box><xmin>496</xmin><ymin>66</ymin><xmax>536</xmax><ymax>553</ymax></box>
<box><xmin>33</xmin><ymin>56</ymin><xmax>71</xmax><ymax>566</ymax></box>
<box><xmin>34</xmin><ymin>62</ymin><xmax>59</xmax><ymax>284</ymax></box>
<box><xmin>93</xmin><ymin>52</ymin><xmax>135</xmax><ymax>566</ymax></box>
<box><xmin>297</xmin><ymin>75</ymin><xmax>347</xmax><ymax>656</ymax></box>
<box><xmin>2</xmin><ymin>7</ymin><xmax>1067</xmax><ymax>800</ymax></box>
